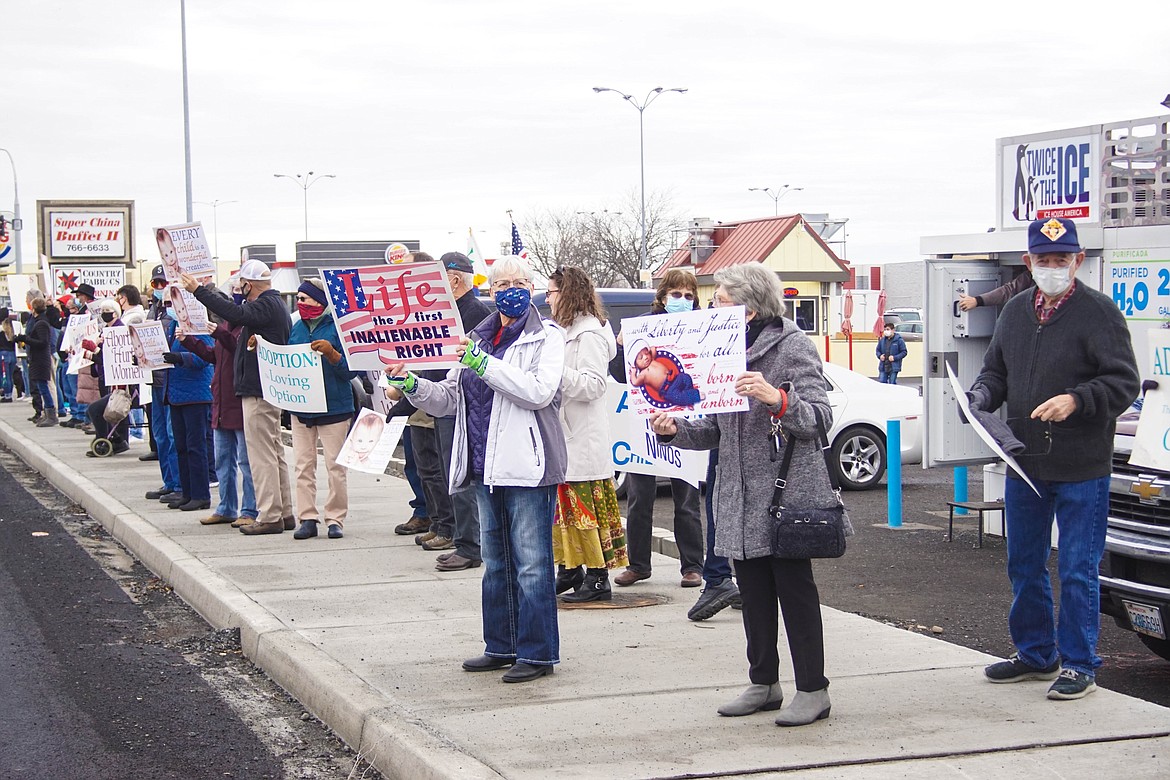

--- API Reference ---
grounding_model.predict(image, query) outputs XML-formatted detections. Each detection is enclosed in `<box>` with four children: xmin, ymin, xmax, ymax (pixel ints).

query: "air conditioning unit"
<box><xmin>688</xmin><ymin>217</ymin><xmax>715</xmax><ymax>265</ymax></box>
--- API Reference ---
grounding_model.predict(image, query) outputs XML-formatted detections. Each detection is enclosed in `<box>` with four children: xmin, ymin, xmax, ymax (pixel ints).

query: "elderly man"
<box><xmin>182</xmin><ymin>260</ymin><xmax>294</xmax><ymax>536</ymax></box>
<box><xmin>969</xmin><ymin>217</ymin><xmax>1139</xmax><ymax>700</ymax></box>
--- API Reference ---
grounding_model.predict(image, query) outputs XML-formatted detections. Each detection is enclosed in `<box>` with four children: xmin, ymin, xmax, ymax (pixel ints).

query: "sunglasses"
<box><xmin>667</xmin><ymin>291</ymin><xmax>696</xmax><ymax>301</ymax></box>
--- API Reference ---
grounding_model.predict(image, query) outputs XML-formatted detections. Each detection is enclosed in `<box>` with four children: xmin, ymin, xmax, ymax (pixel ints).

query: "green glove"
<box><xmin>385</xmin><ymin>372</ymin><xmax>417</xmax><ymax>393</ymax></box>
<box><xmin>460</xmin><ymin>341</ymin><xmax>489</xmax><ymax>377</ymax></box>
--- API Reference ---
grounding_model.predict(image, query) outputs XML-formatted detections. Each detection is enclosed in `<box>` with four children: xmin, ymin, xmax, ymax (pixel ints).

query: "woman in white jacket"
<box><xmin>547</xmin><ymin>267</ymin><xmax>628</xmax><ymax>602</ymax></box>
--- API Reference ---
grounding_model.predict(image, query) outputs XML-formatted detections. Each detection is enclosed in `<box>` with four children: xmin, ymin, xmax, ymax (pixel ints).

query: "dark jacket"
<box><xmin>192</xmin><ymin>287</ymin><xmax>291</xmax><ymax>398</ymax></box>
<box><xmin>876</xmin><ymin>332</ymin><xmax>908</xmax><ymax>373</ymax></box>
<box><xmin>165</xmin><ymin>336</ymin><xmax>214</xmax><ymax>405</ymax></box>
<box><xmin>972</xmin><ymin>282</ymin><xmax>1140</xmax><ymax>482</ymax></box>
<box><xmin>182</xmin><ymin>322</ymin><xmax>244</xmax><ymax>430</ymax></box>
<box><xmin>21</xmin><ymin>314</ymin><xmax>55</xmax><ymax>382</ymax></box>
<box><xmin>288</xmin><ymin>314</ymin><xmax>354</xmax><ymax>425</ymax></box>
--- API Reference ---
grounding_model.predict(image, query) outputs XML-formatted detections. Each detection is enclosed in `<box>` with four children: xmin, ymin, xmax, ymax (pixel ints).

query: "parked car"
<box><xmin>883</xmin><ymin>307</ymin><xmax>923</xmax><ymax>326</ymax></box>
<box><xmin>894</xmin><ymin>321</ymin><xmax>923</xmax><ymax>341</ymax></box>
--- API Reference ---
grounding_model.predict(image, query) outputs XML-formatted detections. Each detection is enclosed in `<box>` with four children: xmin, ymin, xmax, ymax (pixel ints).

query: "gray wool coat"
<box><xmin>665</xmin><ymin>318</ymin><xmax>850</xmax><ymax>561</ymax></box>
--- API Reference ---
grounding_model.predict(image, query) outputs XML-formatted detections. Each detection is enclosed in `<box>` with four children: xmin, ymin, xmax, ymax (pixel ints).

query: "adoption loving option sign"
<box><xmin>321</xmin><ymin>261</ymin><xmax>464</xmax><ymax>370</ymax></box>
<box><xmin>621</xmin><ymin>306</ymin><xmax>748</xmax><ymax>419</ymax></box>
<box><xmin>254</xmin><ymin>335</ymin><xmax>328</xmax><ymax>414</ymax></box>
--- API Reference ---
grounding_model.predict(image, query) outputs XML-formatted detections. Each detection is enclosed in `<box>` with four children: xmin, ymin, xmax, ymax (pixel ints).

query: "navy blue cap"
<box><xmin>1028</xmin><ymin>218</ymin><xmax>1082</xmax><ymax>255</ymax></box>
<box><xmin>440</xmin><ymin>252</ymin><xmax>474</xmax><ymax>274</ymax></box>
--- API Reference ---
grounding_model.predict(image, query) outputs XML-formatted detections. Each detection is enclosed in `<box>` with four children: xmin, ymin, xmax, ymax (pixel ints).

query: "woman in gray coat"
<box><xmin>651</xmin><ymin>263</ymin><xmax>847</xmax><ymax>727</ymax></box>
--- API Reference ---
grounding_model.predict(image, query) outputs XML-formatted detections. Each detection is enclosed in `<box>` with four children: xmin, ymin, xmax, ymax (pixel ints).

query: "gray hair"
<box><xmin>489</xmin><ymin>255</ymin><xmax>533</xmax><ymax>285</ymax></box>
<box><xmin>713</xmin><ymin>264</ymin><xmax>787</xmax><ymax>319</ymax></box>
<box><xmin>451</xmin><ymin>270</ymin><xmax>474</xmax><ymax>289</ymax></box>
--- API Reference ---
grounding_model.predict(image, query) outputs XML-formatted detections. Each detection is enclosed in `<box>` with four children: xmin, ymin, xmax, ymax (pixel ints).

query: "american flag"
<box><xmin>511</xmin><ymin>221</ymin><xmax>530</xmax><ymax>260</ymax></box>
<box><xmin>322</xmin><ymin>269</ymin><xmax>368</xmax><ymax>317</ymax></box>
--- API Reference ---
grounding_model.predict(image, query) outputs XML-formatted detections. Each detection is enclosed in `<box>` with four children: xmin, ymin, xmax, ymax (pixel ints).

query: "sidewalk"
<box><xmin>2</xmin><ymin>402</ymin><xmax>1168</xmax><ymax>779</ymax></box>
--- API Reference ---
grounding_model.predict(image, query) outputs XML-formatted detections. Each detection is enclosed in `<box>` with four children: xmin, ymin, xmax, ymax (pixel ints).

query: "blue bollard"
<box><xmin>887</xmin><ymin>419</ymin><xmax>902</xmax><ymax>528</ymax></box>
<box><xmin>954</xmin><ymin>466</ymin><xmax>968</xmax><ymax>515</ymax></box>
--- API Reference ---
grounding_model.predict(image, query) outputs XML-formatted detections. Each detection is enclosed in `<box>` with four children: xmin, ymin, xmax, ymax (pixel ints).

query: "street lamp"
<box><xmin>193</xmin><ymin>199</ymin><xmax>238</xmax><ymax>259</ymax></box>
<box><xmin>274</xmin><ymin>172</ymin><xmax>335</xmax><ymax>241</ymax></box>
<box><xmin>0</xmin><ymin>148</ymin><xmax>23</xmax><ymax>272</ymax></box>
<box><xmin>748</xmin><ymin>185</ymin><xmax>804</xmax><ymax>216</ymax></box>
<box><xmin>180</xmin><ymin>0</ymin><xmax>193</xmax><ymax>222</ymax></box>
<box><xmin>593</xmin><ymin>86</ymin><xmax>687</xmax><ymax>284</ymax></box>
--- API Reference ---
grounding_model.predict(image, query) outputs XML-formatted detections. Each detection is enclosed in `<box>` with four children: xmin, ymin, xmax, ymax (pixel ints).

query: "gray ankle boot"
<box><xmin>717</xmin><ymin>683</ymin><xmax>783</xmax><ymax>716</ymax></box>
<box><xmin>774</xmin><ymin>688</ymin><xmax>831</xmax><ymax>726</ymax></box>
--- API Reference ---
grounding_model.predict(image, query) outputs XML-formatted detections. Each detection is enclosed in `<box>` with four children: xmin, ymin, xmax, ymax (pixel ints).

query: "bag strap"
<box><xmin>770</xmin><ymin>406</ymin><xmax>840</xmax><ymax>509</ymax></box>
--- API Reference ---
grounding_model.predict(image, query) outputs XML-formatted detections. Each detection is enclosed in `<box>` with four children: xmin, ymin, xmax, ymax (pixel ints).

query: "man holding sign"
<box><xmin>183</xmin><ymin>260</ymin><xmax>294</xmax><ymax>536</ymax></box>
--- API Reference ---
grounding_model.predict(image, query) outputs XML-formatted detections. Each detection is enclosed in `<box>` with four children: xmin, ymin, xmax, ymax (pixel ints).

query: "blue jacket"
<box><xmin>166</xmin><ymin>335</ymin><xmax>214</xmax><ymax>405</ymax></box>
<box><xmin>876</xmin><ymin>333</ymin><xmax>908</xmax><ymax>373</ymax></box>
<box><xmin>288</xmin><ymin>314</ymin><xmax>354</xmax><ymax>423</ymax></box>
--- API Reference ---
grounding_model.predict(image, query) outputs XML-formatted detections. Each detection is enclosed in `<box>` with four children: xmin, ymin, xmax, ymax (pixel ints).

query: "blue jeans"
<box><xmin>475</xmin><ymin>482</ymin><xmax>559</xmax><ymax>665</ymax></box>
<box><xmin>879</xmin><ymin>368</ymin><xmax>899</xmax><ymax>384</ymax></box>
<box><xmin>63</xmin><ymin>372</ymin><xmax>84</xmax><ymax>420</ymax></box>
<box><xmin>151</xmin><ymin>400</ymin><xmax>181</xmax><ymax>492</ymax></box>
<box><xmin>702</xmin><ymin>450</ymin><xmax>733</xmax><ymax>585</ymax></box>
<box><xmin>56</xmin><ymin>359</ymin><xmax>69</xmax><ymax>415</ymax></box>
<box><xmin>1005</xmin><ymin>474</ymin><xmax>1111</xmax><ymax>676</ymax></box>
<box><xmin>402</xmin><ymin>427</ymin><xmax>427</xmax><ymax>519</ymax></box>
<box><xmin>33</xmin><ymin>379</ymin><xmax>54</xmax><ymax>415</ymax></box>
<box><xmin>0</xmin><ymin>351</ymin><xmax>15</xmax><ymax>398</ymax></box>
<box><xmin>170</xmin><ymin>403</ymin><xmax>212</xmax><ymax>501</ymax></box>
<box><xmin>214</xmin><ymin>428</ymin><xmax>257</xmax><ymax>519</ymax></box>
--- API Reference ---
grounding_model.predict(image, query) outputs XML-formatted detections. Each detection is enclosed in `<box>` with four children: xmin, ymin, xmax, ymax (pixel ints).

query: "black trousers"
<box><xmin>410</xmin><ymin>424</ymin><xmax>454</xmax><ymax>538</ymax></box>
<box><xmin>87</xmin><ymin>393</ymin><xmax>130</xmax><ymax>445</ymax></box>
<box><xmin>735</xmin><ymin>555</ymin><xmax>829</xmax><ymax>692</ymax></box>
<box><xmin>624</xmin><ymin>473</ymin><xmax>703</xmax><ymax>575</ymax></box>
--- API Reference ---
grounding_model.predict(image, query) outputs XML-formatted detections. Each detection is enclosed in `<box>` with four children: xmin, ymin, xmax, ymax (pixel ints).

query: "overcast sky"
<box><xmin>3</xmin><ymin>0</ymin><xmax>1168</xmax><ymax>271</ymax></box>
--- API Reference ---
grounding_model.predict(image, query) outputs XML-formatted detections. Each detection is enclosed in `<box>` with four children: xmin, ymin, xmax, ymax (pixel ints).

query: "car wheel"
<box><xmin>1138</xmin><ymin>634</ymin><xmax>1170</xmax><ymax>662</ymax></box>
<box><xmin>830</xmin><ymin>425</ymin><xmax>886</xmax><ymax>490</ymax></box>
<box><xmin>614</xmin><ymin>470</ymin><xmax>628</xmax><ymax>499</ymax></box>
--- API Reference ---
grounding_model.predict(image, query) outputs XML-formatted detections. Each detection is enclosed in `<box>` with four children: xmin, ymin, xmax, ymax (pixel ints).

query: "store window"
<box><xmin>783</xmin><ymin>298</ymin><xmax>818</xmax><ymax>334</ymax></box>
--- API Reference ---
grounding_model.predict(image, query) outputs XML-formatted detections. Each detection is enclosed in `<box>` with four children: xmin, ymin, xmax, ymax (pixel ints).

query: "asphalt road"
<box><xmin>637</xmin><ymin>463</ymin><xmax>1170</xmax><ymax>707</ymax></box>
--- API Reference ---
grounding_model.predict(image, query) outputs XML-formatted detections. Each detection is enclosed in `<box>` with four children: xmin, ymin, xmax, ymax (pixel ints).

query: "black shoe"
<box><xmin>166</xmin><ymin>496</ymin><xmax>191</xmax><ymax>509</ymax></box>
<box><xmin>984</xmin><ymin>653</ymin><xmax>1061</xmax><ymax>683</ymax></box>
<box><xmin>138</xmin><ymin>451</ymin><xmax>159</xmax><ymax>462</ymax></box>
<box><xmin>555</xmin><ymin>565</ymin><xmax>585</xmax><ymax>595</ymax></box>
<box><xmin>327</xmin><ymin>524</ymin><xmax>343</xmax><ymax>539</ymax></box>
<box><xmin>178</xmin><ymin>499</ymin><xmax>211</xmax><ymax>512</ymax></box>
<box><xmin>1047</xmin><ymin>669</ymin><xmax>1097</xmax><ymax>700</ymax></box>
<box><xmin>502</xmin><ymin>663</ymin><xmax>554</xmax><ymax>683</ymax></box>
<box><xmin>462</xmin><ymin>655</ymin><xmax>515</xmax><ymax>672</ymax></box>
<box><xmin>157</xmin><ymin>491</ymin><xmax>180</xmax><ymax>502</ymax></box>
<box><xmin>293</xmin><ymin>520</ymin><xmax>318</xmax><ymax>540</ymax></box>
<box><xmin>561</xmin><ymin>569</ymin><xmax>612</xmax><ymax>603</ymax></box>
<box><xmin>0</xmin><ymin>397</ymin><xmax>11</xmax><ymax>403</ymax></box>
<box><xmin>688</xmin><ymin>579</ymin><xmax>742</xmax><ymax>621</ymax></box>
<box><xmin>110</xmin><ymin>441</ymin><xmax>130</xmax><ymax>456</ymax></box>
<box><xmin>145</xmin><ymin>486</ymin><xmax>172</xmax><ymax>500</ymax></box>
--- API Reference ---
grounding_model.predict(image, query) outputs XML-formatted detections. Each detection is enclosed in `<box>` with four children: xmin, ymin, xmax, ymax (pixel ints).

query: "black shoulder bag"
<box><xmin>768</xmin><ymin>408</ymin><xmax>847</xmax><ymax>559</ymax></box>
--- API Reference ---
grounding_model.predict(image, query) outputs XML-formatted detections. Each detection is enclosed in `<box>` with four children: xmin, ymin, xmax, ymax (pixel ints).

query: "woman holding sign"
<box><xmin>650</xmin><ymin>263</ymin><xmax>847</xmax><ymax>727</ymax></box>
<box><xmin>384</xmin><ymin>256</ymin><xmax>567</xmax><ymax>684</ymax></box>
<box><xmin>546</xmin><ymin>267</ymin><xmax>627</xmax><ymax>602</ymax></box>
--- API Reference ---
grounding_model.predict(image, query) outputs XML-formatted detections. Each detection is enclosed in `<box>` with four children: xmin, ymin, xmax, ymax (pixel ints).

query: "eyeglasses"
<box><xmin>668</xmin><ymin>291</ymin><xmax>696</xmax><ymax>301</ymax></box>
<box><xmin>150</xmin><ymin>280</ymin><xmax>167</xmax><ymax>289</ymax></box>
<box><xmin>546</xmin><ymin>288</ymin><xmax>560</xmax><ymax>295</ymax></box>
<box><xmin>491</xmin><ymin>278</ymin><xmax>530</xmax><ymax>291</ymax></box>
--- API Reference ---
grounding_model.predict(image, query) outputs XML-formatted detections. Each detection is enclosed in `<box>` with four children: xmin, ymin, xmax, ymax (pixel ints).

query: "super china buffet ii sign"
<box><xmin>38</xmin><ymin>200</ymin><xmax>135</xmax><ymax>262</ymax></box>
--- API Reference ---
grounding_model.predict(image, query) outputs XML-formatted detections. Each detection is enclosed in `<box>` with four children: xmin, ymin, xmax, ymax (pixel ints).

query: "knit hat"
<box><xmin>298</xmin><ymin>278</ymin><xmax>328</xmax><ymax>305</ymax></box>
<box><xmin>57</xmin><ymin>294</ymin><xmax>73</xmax><ymax>308</ymax></box>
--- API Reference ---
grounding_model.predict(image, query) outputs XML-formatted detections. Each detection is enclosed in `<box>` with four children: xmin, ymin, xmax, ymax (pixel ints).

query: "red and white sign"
<box><xmin>49</xmin><ymin>264</ymin><xmax>125</xmax><ymax>300</ymax></box>
<box><xmin>49</xmin><ymin>212</ymin><xmax>127</xmax><ymax>258</ymax></box>
<box><xmin>321</xmin><ymin>262</ymin><xmax>465</xmax><ymax>370</ymax></box>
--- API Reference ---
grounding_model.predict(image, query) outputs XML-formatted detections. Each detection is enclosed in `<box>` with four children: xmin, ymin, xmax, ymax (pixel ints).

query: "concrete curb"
<box><xmin>0</xmin><ymin>417</ymin><xmax>501</xmax><ymax>780</ymax></box>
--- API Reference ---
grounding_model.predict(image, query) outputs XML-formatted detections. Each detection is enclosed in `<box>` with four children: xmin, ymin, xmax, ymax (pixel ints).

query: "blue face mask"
<box><xmin>232</xmin><ymin>293</ymin><xmax>245</xmax><ymax>305</ymax></box>
<box><xmin>495</xmin><ymin>287</ymin><xmax>531</xmax><ymax>319</ymax></box>
<box><xmin>664</xmin><ymin>296</ymin><xmax>693</xmax><ymax>314</ymax></box>
<box><xmin>152</xmin><ymin>289</ymin><xmax>164</xmax><ymax>301</ymax></box>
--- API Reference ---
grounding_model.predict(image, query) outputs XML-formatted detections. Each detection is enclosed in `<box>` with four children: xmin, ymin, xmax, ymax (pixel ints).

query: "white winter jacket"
<box><xmin>559</xmin><ymin>315</ymin><xmax>617</xmax><ymax>481</ymax></box>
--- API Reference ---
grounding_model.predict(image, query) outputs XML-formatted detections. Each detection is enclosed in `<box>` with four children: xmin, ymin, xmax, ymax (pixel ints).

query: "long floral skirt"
<box><xmin>553</xmin><ymin>479</ymin><xmax>629</xmax><ymax>570</ymax></box>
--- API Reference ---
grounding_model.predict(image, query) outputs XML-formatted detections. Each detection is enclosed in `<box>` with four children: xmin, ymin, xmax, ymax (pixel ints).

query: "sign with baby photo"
<box><xmin>607</xmin><ymin>384</ymin><xmax>707</xmax><ymax>487</ymax></box>
<box><xmin>621</xmin><ymin>306</ymin><xmax>749</xmax><ymax>419</ymax></box>
<box><xmin>128</xmin><ymin>321</ymin><xmax>174</xmax><ymax>371</ymax></box>
<box><xmin>155</xmin><ymin>222</ymin><xmax>215</xmax><ymax>284</ymax></box>
<box><xmin>336</xmin><ymin>407</ymin><xmax>408</xmax><ymax>475</ymax></box>
<box><xmin>167</xmin><ymin>285</ymin><xmax>210</xmax><ymax>334</ymax></box>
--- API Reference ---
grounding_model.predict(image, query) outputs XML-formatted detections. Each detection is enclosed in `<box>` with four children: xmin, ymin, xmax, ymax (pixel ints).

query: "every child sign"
<box><xmin>321</xmin><ymin>261</ymin><xmax>465</xmax><ymax>370</ymax></box>
<box><xmin>621</xmin><ymin>306</ymin><xmax>749</xmax><ymax>419</ymax></box>
<box><xmin>254</xmin><ymin>335</ymin><xmax>328</xmax><ymax>413</ymax></box>
<box><xmin>155</xmin><ymin>222</ymin><xmax>215</xmax><ymax>283</ymax></box>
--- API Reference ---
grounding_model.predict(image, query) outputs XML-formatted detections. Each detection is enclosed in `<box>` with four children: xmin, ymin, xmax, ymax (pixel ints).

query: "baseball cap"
<box><xmin>239</xmin><ymin>259</ymin><xmax>272</xmax><ymax>281</ymax></box>
<box><xmin>1028</xmin><ymin>217</ymin><xmax>1082</xmax><ymax>255</ymax></box>
<box><xmin>150</xmin><ymin>264</ymin><xmax>166</xmax><ymax>282</ymax></box>
<box><xmin>440</xmin><ymin>251</ymin><xmax>474</xmax><ymax>274</ymax></box>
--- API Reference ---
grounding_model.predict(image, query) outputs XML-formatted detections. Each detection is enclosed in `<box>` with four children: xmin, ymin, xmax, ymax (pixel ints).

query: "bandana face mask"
<box><xmin>494</xmin><ymin>287</ymin><xmax>531</xmax><ymax>318</ymax></box>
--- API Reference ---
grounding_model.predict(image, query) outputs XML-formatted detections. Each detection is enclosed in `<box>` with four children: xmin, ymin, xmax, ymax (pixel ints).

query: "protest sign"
<box><xmin>59</xmin><ymin>312</ymin><xmax>90</xmax><ymax>354</ymax></box>
<box><xmin>102</xmin><ymin>326</ymin><xmax>147</xmax><ymax>386</ymax></box>
<box><xmin>67</xmin><ymin>316</ymin><xmax>100</xmax><ymax>375</ymax></box>
<box><xmin>607</xmin><ymin>383</ymin><xmax>707</xmax><ymax>488</ymax></box>
<box><xmin>1130</xmin><ymin>329</ymin><xmax>1170</xmax><ymax>471</ymax></box>
<box><xmin>621</xmin><ymin>306</ymin><xmax>749</xmax><ymax>419</ymax></box>
<box><xmin>155</xmin><ymin>222</ymin><xmax>215</xmax><ymax>283</ymax></box>
<box><xmin>336</xmin><ymin>407</ymin><xmax>408</xmax><ymax>475</ymax></box>
<box><xmin>49</xmin><ymin>264</ymin><xmax>125</xmax><ymax>299</ymax></box>
<box><xmin>947</xmin><ymin>362</ymin><xmax>1039</xmax><ymax>496</ymax></box>
<box><xmin>128</xmin><ymin>321</ymin><xmax>174</xmax><ymax>371</ymax></box>
<box><xmin>168</xmin><ymin>285</ymin><xmax>209</xmax><ymax>334</ymax></box>
<box><xmin>321</xmin><ymin>261</ymin><xmax>465</xmax><ymax>370</ymax></box>
<box><xmin>254</xmin><ymin>335</ymin><xmax>328</xmax><ymax>413</ymax></box>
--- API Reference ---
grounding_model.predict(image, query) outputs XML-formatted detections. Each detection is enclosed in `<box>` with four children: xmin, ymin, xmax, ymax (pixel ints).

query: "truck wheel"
<box><xmin>830</xmin><ymin>425</ymin><xmax>886</xmax><ymax>490</ymax></box>
<box><xmin>1138</xmin><ymin>634</ymin><xmax>1170</xmax><ymax>662</ymax></box>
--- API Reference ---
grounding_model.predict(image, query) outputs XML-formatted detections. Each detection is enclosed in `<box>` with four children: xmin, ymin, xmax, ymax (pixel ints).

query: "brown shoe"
<box><xmin>422</xmin><ymin>535</ymin><xmax>454</xmax><ymax>551</ymax></box>
<box><xmin>239</xmin><ymin>521</ymin><xmax>284</xmax><ymax>536</ymax></box>
<box><xmin>282</xmin><ymin>516</ymin><xmax>296</xmax><ymax>531</ymax></box>
<box><xmin>614</xmin><ymin>568</ymin><xmax>651</xmax><ymax>587</ymax></box>
<box><xmin>681</xmin><ymin>571</ymin><xmax>703</xmax><ymax>588</ymax></box>
<box><xmin>436</xmin><ymin>553</ymin><xmax>482</xmax><ymax>572</ymax></box>
<box><xmin>415</xmin><ymin>530</ymin><xmax>437</xmax><ymax>546</ymax></box>
<box><xmin>436</xmin><ymin>551</ymin><xmax>455</xmax><ymax>563</ymax></box>
<box><xmin>200</xmin><ymin>514</ymin><xmax>237</xmax><ymax>526</ymax></box>
<box><xmin>231</xmin><ymin>516</ymin><xmax>255</xmax><ymax>528</ymax></box>
<box><xmin>395</xmin><ymin>516</ymin><xmax>430</xmax><ymax>535</ymax></box>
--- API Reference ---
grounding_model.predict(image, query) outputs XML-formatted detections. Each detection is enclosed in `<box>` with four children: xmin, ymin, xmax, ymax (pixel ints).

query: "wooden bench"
<box><xmin>946</xmin><ymin>501</ymin><xmax>1005</xmax><ymax>548</ymax></box>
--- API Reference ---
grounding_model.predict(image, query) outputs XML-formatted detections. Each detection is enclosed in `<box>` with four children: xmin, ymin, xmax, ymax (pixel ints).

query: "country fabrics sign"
<box><xmin>49</xmin><ymin>264</ymin><xmax>126</xmax><ymax>300</ymax></box>
<box><xmin>1000</xmin><ymin>133</ymin><xmax>1099</xmax><ymax>227</ymax></box>
<box><xmin>321</xmin><ymin>261</ymin><xmax>465</xmax><ymax>370</ymax></box>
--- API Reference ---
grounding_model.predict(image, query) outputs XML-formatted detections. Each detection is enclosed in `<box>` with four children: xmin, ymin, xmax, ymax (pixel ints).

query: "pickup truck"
<box><xmin>1100</xmin><ymin>411</ymin><xmax>1170</xmax><ymax>661</ymax></box>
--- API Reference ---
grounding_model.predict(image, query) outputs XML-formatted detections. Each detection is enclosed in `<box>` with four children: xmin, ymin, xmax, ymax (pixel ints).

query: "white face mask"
<box><xmin>1032</xmin><ymin>265</ymin><xmax>1073</xmax><ymax>297</ymax></box>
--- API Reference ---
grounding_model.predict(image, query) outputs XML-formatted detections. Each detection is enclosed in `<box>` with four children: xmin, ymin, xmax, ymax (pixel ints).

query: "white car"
<box><xmin>613</xmin><ymin>362</ymin><xmax>922</xmax><ymax>495</ymax></box>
